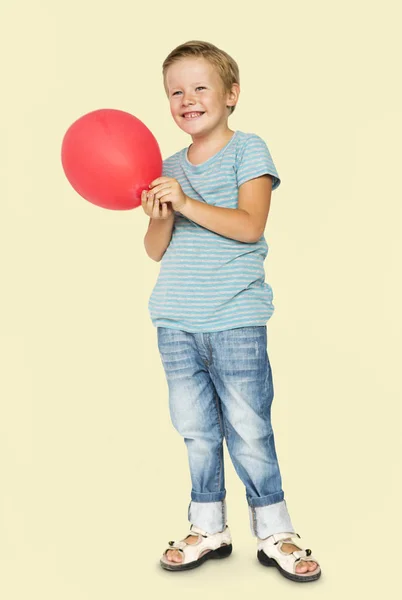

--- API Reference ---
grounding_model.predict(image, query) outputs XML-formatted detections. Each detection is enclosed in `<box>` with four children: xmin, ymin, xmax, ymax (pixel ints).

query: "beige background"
<box><xmin>1</xmin><ymin>0</ymin><xmax>401</xmax><ymax>597</ymax></box>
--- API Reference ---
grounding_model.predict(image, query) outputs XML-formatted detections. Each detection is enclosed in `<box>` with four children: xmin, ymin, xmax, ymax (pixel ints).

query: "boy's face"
<box><xmin>165</xmin><ymin>57</ymin><xmax>238</xmax><ymax>137</ymax></box>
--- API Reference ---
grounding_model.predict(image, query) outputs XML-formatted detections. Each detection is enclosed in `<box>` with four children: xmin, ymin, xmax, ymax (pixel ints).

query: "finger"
<box><xmin>155</xmin><ymin>188</ymin><xmax>172</xmax><ymax>201</ymax></box>
<box><xmin>161</xmin><ymin>202</ymin><xmax>168</xmax><ymax>219</ymax></box>
<box><xmin>149</xmin><ymin>177</ymin><xmax>171</xmax><ymax>188</ymax></box>
<box><xmin>152</xmin><ymin>198</ymin><xmax>161</xmax><ymax>218</ymax></box>
<box><xmin>141</xmin><ymin>191</ymin><xmax>151</xmax><ymax>214</ymax></box>
<box><xmin>147</xmin><ymin>191</ymin><xmax>155</xmax><ymax>207</ymax></box>
<box><xmin>152</xmin><ymin>183</ymin><xmax>171</xmax><ymax>197</ymax></box>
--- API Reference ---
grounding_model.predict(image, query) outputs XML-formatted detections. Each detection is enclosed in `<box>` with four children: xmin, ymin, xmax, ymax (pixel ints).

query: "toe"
<box><xmin>167</xmin><ymin>550</ymin><xmax>182</xmax><ymax>563</ymax></box>
<box><xmin>295</xmin><ymin>561</ymin><xmax>309</xmax><ymax>573</ymax></box>
<box><xmin>296</xmin><ymin>560</ymin><xmax>318</xmax><ymax>573</ymax></box>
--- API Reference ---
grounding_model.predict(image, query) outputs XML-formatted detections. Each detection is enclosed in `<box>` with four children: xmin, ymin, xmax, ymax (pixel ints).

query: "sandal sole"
<box><xmin>257</xmin><ymin>550</ymin><xmax>321</xmax><ymax>582</ymax></box>
<box><xmin>160</xmin><ymin>543</ymin><xmax>233</xmax><ymax>572</ymax></box>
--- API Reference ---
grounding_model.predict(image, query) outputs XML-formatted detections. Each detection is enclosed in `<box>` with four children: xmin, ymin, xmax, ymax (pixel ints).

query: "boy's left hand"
<box><xmin>148</xmin><ymin>177</ymin><xmax>188</xmax><ymax>212</ymax></box>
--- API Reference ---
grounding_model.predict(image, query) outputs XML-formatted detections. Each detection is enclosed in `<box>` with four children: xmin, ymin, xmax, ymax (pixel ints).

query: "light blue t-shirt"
<box><xmin>148</xmin><ymin>130</ymin><xmax>281</xmax><ymax>333</ymax></box>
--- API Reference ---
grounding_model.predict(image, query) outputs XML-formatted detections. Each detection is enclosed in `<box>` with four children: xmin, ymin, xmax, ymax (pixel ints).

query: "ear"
<box><xmin>226</xmin><ymin>83</ymin><xmax>240</xmax><ymax>108</ymax></box>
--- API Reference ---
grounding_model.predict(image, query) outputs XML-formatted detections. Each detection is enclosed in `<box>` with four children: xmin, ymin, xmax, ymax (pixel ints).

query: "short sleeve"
<box><xmin>162</xmin><ymin>152</ymin><xmax>180</xmax><ymax>178</ymax></box>
<box><xmin>236</xmin><ymin>134</ymin><xmax>281</xmax><ymax>190</ymax></box>
<box><xmin>162</xmin><ymin>158</ymin><xmax>171</xmax><ymax>178</ymax></box>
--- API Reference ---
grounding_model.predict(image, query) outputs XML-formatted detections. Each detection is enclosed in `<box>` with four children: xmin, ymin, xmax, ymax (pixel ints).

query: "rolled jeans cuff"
<box><xmin>191</xmin><ymin>490</ymin><xmax>226</xmax><ymax>503</ymax></box>
<box><xmin>247</xmin><ymin>490</ymin><xmax>284</xmax><ymax>507</ymax></box>
<box><xmin>188</xmin><ymin>498</ymin><xmax>227</xmax><ymax>534</ymax></box>
<box><xmin>248</xmin><ymin>499</ymin><xmax>295</xmax><ymax>539</ymax></box>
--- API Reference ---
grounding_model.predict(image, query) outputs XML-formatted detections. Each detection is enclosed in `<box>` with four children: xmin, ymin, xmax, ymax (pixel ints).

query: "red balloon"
<box><xmin>61</xmin><ymin>109</ymin><xmax>162</xmax><ymax>210</ymax></box>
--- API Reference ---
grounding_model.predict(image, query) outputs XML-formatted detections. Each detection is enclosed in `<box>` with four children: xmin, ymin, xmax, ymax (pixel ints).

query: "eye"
<box><xmin>172</xmin><ymin>91</ymin><xmax>182</xmax><ymax>96</ymax></box>
<box><xmin>196</xmin><ymin>86</ymin><xmax>206</xmax><ymax>91</ymax></box>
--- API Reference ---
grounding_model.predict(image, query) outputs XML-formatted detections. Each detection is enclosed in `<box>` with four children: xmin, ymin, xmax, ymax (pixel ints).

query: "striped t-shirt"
<box><xmin>148</xmin><ymin>130</ymin><xmax>281</xmax><ymax>333</ymax></box>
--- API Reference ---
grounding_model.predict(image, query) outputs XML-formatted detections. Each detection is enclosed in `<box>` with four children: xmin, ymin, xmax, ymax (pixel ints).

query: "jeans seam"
<box><xmin>251</xmin><ymin>506</ymin><xmax>257</xmax><ymax>536</ymax></box>
<box><xmin>206</xmin><ymin>333</ymin><xmax>213</xmax><ymax>365</ymax></box>
<box><xmin>221</xmin><ymin>500</ymin><xmax>226</xmax><ymax>530</ymax></box>
<box><xmin>212</xmin><ymin>390</ymin><xmax>224</xmax><ymax>491</ymax></box>
<box><xmin>210</xmin><ymin>364</ymin><xmax>230</xmax><ymax>445</ymax></box>
<box><xmin>213</xmin><ymin>391</ymin><xmax>225</xmax><ymax>439</ymax></box>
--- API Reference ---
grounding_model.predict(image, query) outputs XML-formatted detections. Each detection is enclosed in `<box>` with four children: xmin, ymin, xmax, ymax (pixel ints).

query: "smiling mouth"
<box><xmin>182</xmin><ymin>112</ymin><xmax>205</xmax><ymax>119</ymax></box>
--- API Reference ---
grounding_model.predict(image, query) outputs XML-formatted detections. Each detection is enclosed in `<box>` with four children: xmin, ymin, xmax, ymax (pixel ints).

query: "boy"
<box><xmin>141</xmin><ymin>40</ymin><xmax>321</xmax><ymax>582</ymax></box>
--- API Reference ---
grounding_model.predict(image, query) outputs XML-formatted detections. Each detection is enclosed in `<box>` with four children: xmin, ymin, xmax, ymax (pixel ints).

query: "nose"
<box><xmin>182</xmin><ymin>92</ymin><xmax>196</xmax><ymax>106</ymax></box>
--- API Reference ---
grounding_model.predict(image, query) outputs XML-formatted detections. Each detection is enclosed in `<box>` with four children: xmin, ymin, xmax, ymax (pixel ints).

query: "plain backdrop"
<box><xmin>1</xmin><ymin>0</ymin><xmax>401</xmax><ymax>598</ymax></box>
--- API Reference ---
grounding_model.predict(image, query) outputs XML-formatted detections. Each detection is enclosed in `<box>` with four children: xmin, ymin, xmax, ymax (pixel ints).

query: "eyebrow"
<box><xmin>169</xmin><ymin>81</ymin><xmax>208</xmax><ymax>90</ymax></box>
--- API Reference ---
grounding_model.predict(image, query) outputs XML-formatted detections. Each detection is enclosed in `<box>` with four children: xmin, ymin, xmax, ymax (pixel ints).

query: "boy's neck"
<box><xmin>189</xmin><ymin>125</ymin><xmax>235</xmax><ymax>156</ymax></box>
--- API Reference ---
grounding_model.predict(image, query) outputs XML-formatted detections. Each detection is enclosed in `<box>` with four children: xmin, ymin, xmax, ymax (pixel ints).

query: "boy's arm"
<box><xmin>179</xmin><ymin>174</ymin><xmax>273</xmax><ymax>243</ymax></box>
<box><xmin>143</xmin><ymin>214</ymin><xmax>174</xmax><ymax>262</ymax></box>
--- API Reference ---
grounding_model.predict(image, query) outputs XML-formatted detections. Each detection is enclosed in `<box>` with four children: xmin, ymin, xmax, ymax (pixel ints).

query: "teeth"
<box><xmin>184</xmin><ymin>112</ymin><xmax>203</xmax><ymax>118</ymax></box>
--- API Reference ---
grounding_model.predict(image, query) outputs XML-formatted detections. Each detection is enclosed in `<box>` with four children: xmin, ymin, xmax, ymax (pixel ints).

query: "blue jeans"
<box><xmin>157</xmin><ymin>326</ymin><xmax>295</xmax><ymax>539</ymax></box>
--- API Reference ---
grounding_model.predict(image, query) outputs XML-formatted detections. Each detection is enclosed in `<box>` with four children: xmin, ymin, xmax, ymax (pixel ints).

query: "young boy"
<box><xmin>141</xmin><ymin>40</ymin><xmax>321</xmax><ymax>582</ymax></box>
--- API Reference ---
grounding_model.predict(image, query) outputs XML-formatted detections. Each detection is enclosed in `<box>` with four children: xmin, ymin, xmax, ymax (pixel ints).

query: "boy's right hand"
<box><xmin>141</xmin><ymin>190</ymin><xmax>174</xmax><ymax>220</ymax></box>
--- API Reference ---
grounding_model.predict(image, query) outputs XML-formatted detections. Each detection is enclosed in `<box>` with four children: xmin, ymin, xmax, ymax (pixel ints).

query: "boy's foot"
<box><xmin>160</xmin><ymin>525</ymin><xmax>233</xmax><ymax>571</ymax></box>
<box><xmin>257</xmin><ymin>532</ymin><xmax>321</xmax><ymax>582</ymax></box>
<box><xmin>280</xmin><ymin>542</ymin><xmax>318</xmax><ymax>573</ymax></box>
<box><xmin>165</xmin><ymin>534</ymin><xmax>198</xmax><ymax>563</ymax></box>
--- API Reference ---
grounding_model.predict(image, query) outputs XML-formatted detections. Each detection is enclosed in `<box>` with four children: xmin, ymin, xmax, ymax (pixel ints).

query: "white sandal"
<box><xmin>160</xmin><ymin>524</ymin><xmax>233</xmax><ymax>571</ymax></box>
<box><xmin>257</xmin><ymin>531</ymin><xmax>321</xmax><ymax>582</ymax></box>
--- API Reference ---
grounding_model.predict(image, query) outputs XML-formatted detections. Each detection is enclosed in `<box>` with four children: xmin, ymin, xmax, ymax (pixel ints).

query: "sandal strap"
<box><xmin>190</xmin><ymin>524</ymin><xmax>213</xmax><ymax>537</ymax></box>
<box><xmin>166</xmin><ymin>540</ymin><xmax>187</xmax><ymax>551</ymax></box>
<box><xmin>271</xmin><ymin>533</ymin><xmax>314</xmax><ymax>559</ymax></box>
<box><xmin>293</xmin><ymin>549</ymin><xmax>314</xmax><ymax>560</ymax></box>
<box><xmin>165</xmin><ymin>526</ymin><xmax>210</xmax><ymax>552</ymax></box>
<box><xmin>166</xmin><ymin>534</ymin><xmax>201</xmax><ymax>550</ymax></box>
<box><xmin>261</xmin><ymin>531</ymin><xmax>301</xmax><ymax>545</ymax></box>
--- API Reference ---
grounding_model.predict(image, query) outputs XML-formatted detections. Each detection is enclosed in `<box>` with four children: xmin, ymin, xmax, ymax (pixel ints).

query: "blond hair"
<box><xmin>162</xmin><ymin>40</ymin><xmax>240</xmax><ymax>115</ymax></box>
